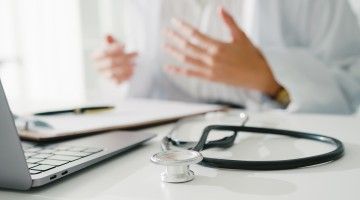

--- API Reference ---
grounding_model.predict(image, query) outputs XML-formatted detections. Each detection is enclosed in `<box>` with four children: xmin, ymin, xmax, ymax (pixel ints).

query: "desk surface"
<box><xmin>1</xmin><ymin>111</ymin><xmax>359</xmax><ymax>200</ymax></box>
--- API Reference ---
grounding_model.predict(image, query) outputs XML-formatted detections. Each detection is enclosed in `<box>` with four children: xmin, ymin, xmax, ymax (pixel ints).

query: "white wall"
<box><xmin>0</xmin><ymin>0</ymin><xmax>86</xmax><ymax>114</ymax></box>
<box><xmin>17</xmin><ymin>0</ymin><xmax>85</xmax><ymax>109</ymax></box>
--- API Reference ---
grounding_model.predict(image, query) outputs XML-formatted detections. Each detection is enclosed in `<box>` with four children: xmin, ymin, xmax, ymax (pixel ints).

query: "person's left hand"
<box><xmin>164</xmin><ymin>7</ymin><xmax>281</xmax><ymax>96</ymax></box>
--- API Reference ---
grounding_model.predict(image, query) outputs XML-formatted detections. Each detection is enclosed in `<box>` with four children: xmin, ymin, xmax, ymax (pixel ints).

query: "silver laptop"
<box><xmin>0</xmin><ymin>81</ymin><xmax>156</xmax><ymax>190</ymax></box>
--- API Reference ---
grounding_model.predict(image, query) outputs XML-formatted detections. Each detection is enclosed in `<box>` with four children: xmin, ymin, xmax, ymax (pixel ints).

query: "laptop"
<box><xmin>0</xmin><ymin>81</ymin><xmax>156</xmax><ymax>190</ymax></box>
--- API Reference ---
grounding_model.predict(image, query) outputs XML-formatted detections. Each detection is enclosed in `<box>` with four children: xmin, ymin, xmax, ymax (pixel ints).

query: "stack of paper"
<box><xmin>19</xmin><ymin>98</ymin><xmax>224</xmax><ymax>141</ymax></box>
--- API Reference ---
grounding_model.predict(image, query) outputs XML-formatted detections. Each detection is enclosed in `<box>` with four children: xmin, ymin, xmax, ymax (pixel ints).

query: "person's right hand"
<box><xmin>92</xmin><ymin>35</ymin><xmax>138</xmax><ymax>84</ymax></box>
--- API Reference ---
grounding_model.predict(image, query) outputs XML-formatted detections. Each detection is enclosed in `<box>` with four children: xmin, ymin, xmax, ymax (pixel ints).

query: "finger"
<box><xmin>164</xmin><ymin>28</ymin><xmax>206</xmax><ymax>57</ymax></box>
<box><xmin>96</xmin><ymin>52</ymin><xmax>138</xmax><ymax>70</ymax></box>
<box><xmin>103</xmin><ymin>35</ymin><xmax>124</xmax><ymax>57</ymax></box>
<box><xmin>100</xmin><ymin>62</ymin><xmax>134</xmax><ymax>74</ymax></box>
<box><xmin>105</xmin><ymin>43</ymin><xmax>125</xmax><ymax>57</ymax></box>
<box><xmin>111</xmin><ymin>65</ymin><xmax>134</xmax><ymax>84</ymax></box>
<box><xmin>106</xmin><ymin>34</ymin><xmax>116</xmax><ymax>44</ymax></box>
<box><xmin>93</xmin><ymin>35</ymin><xmax>123</xmax><ymax>60</ymax></box>
<box><xmin>103</xmin><ymin>64</ymin><xmax>133</xmax><ymax>79</ymax></box>
<box><xmin>96</xmin><ymin>57</ymin><xmax>125</xmax><ymax>70</ymax></box>
<box><xmin>164</xmin><ymin>44</ymin><xmax>211</xmax><ymax>68</ymax></box>
<box><xmin>218</xmin><ymin>7</ymin><xmax>245</xmax><ymax>41</ymax></box>
<box><xmin>98</xmin><ymin>62</ymin><xmax>135</xmax><ymax>73</ymax></box>
<box><xmin>105</xmin><ymin>35</ymin><xmax>126</xmax><ymax>52</ymax></box>
<box><xmin>165</xmin><ymin>65</ymin><xmax>213</xmax><ymax>80</ymax></box>
<box><xmin>93</xmin><ymin>44</ymin><xmax>125</xmax><ymax>60</ymax></box>
<box><xmin>96</xmin><ymin>51</ymin><xmax>137</xmax><ymax>67</ymax></box>
<box><xmin>171</xmin><ymin>18</ymin><xmax>222</xmax><ymax>49</ymax></box>
<box><xmin>111</xmin><ymin>65</ymin><xmax>134</xmax><ymax>76</ymax></box>
<box><xmin>120</xmin><ymin>52</ymin><xmax>138</xmax><ymax>64</ymax></box>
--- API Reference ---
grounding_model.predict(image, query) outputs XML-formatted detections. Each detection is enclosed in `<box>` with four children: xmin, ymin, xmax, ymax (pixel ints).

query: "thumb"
<box><xmin>105</xmin><ymin>34</ymin><xmax>125</xmax><ymax>51</ymax></box>
<box><xmin>106</xmin><ymin>34</ymin><xmax>116</xmax><ymax>44</ymax></box>
<box><xmin>218</xmin><ymin>7</ymin><xmax>245</xmax><ymax>42</ymax></box>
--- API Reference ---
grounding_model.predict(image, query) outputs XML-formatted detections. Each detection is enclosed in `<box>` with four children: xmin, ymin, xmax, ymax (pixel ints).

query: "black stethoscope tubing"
<box><xmin>163</xmin><ymin>125</ymin><xmax>345</xmax><ymax>170</ymax></box>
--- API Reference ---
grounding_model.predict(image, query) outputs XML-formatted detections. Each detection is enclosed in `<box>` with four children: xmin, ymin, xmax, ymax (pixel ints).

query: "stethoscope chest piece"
<box><xmin>151</xmin><ymin>149</ymin><xmax>203</xmax><ymax>183</ymax></box>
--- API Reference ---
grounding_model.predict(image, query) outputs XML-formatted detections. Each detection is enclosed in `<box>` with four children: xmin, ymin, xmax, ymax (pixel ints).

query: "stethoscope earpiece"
<box><xmin>151</xmin><ymin>149</ymin><xmax>203</xmax><ymax>183</ymax></box>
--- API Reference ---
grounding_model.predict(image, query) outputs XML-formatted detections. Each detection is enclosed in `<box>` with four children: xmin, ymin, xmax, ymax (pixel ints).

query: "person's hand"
<box><xmin>164</xmin><ymin>7</ymin><xmax>281</xmax><ymax>96</ymax></box>
<box><xmin>92</xmin><ymin>35</ymin><xmax>138</xmax><ymax>84</ymax></box>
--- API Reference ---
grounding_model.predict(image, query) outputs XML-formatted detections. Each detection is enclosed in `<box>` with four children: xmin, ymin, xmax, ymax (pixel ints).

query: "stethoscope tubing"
<box><xmin>163</xmin><ymin>125</ymin><xmax>345</xmax><ymax>170</ymax></box>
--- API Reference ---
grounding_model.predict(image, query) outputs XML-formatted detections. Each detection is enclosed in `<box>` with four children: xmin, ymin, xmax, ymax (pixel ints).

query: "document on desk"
<box><xmin>19</xmin><ymin>98</ymin><xmax>224</xmax><ymax>141</ymax></box>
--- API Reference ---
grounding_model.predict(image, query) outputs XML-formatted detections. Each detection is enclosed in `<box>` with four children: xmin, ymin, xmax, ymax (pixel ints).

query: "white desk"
<box><xmin>0</xmin><ymin>111</ymin><xmax>359</xmax><ymax>200</ymax></box>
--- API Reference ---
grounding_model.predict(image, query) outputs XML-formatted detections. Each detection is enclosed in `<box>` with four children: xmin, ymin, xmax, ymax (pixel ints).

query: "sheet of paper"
<box><xmin>19</xmin><ymin>98</ymin><xmax>224</xmax><ymax>141</ymax></box>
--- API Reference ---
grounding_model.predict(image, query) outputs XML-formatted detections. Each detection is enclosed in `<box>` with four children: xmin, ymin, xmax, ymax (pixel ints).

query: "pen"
<box><xmin>33</xmin><ymin>106</ymin><xmax>115</xmax><ymax>116</ymax></box>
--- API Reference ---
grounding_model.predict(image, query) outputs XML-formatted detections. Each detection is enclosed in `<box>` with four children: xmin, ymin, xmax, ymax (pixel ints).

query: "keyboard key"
<box><xmin>38</xmin><ymin>159</ymin><xmax>68</xmax><ymax>166</ymax></box>
<box><xmin>26</xmin><ymin>158</ymin><xmax>44</xmax><ymax>164</ymax></box>
<box><xmin>24</xmin><ymin>152</ymin><xmax>36</xmax><ymax>158</ymax></box>
<box><xmin>68</xmin><ymin>146</ymin><xmax>88</xmax><ymax>152</ymax></box>
<box><xmin>27</xmin><ymin>163</ymin><xmax>39</xmax><ymax>168</ymax></box>
<box><xmin>31</xmin><ymin>164</ymin><xmax>55</xmax><ymax>171</ymax></box>
<box><xmin>54</xmin><ymin>151</ymin><xmax>91</xmax><ymax>157</ymax></box>
<box><xmin>38</xmin><ymin>149</ymin><xmax>56</xmax><ymax>154</ymax></box>
<box><xmin>21</xmin><ymin>142</ymin><xmax>35</xmax><ymax>149</ymax></box>
<box><xmin>49</xmin><ymin>155</ymin><xmax>80</xmax><ymax>161</ymax></box>
<box><xmin>26</xmin><ymin>147</ymin><xmax>42</xmax><ymax>152</ymax></box>
<box><xmin>83</xmin><ymin>148</ymin><xmax>103</xmax><ymax>153</ymax></box>
<box><xmin>32</xmin><ymin>154</ymin><xmax>52</xmax><ymax>159</ymax></box>
<box><xmin>54</xmin><ymin>146</ymin><xmax>72</xmax><ymax>151</ymax></box>
<box><xmin>30</xmin><ymin>170</ymin><xmax>41</xmax><ymax>175</ymax></box>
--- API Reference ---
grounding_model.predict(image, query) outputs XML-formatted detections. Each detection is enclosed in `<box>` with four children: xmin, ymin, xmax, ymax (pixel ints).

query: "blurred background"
<box><xmin>0</xmin><ymin>0</ymin><xmax>359</xmax><ymax>114</ymax></box>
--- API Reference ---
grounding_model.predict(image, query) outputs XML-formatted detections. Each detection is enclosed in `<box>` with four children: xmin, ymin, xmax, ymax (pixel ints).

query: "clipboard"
<box><xmin>18</xmin><ymin>99</ymin><xmax>225</xmax><ymax>142</ymax></box>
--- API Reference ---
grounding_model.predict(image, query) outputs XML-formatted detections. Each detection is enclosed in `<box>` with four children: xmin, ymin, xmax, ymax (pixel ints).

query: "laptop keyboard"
<box><xmin>23</xmin><ymin>145</ymin><xmax>103</xmax><ymax>175</ymax></box>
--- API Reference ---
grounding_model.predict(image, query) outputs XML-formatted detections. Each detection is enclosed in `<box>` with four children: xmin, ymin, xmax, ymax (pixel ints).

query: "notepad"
<box><xmin>19</xmin><ymin>98</ymin><xmax>224</xmax><ymax>141</ymax></box>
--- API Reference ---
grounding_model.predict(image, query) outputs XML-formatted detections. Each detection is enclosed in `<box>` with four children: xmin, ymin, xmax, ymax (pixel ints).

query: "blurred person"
<box><xmin>93</xmin><ymin>0</ymin><xmax>360</xmax><ymax>114</ymax></box>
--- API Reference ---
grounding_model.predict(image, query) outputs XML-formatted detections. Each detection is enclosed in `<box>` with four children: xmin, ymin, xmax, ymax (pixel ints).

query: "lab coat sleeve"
<box><xmin>261</xmin><ymin>0</ymin><xmax>360</xmax><ymax>114</ymax></box>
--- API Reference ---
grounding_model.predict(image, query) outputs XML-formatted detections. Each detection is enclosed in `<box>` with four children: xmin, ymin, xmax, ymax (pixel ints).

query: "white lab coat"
<box><xmin>121</xmin><ymin>0</ymin><xmax>360</xmax><ymax>114</ymax></box>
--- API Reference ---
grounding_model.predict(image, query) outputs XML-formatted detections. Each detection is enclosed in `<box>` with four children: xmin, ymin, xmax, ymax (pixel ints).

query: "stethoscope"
<box><xmin>151</xmin><ymin>112</ymin><xmax>345</xmax><ymax>183</ymax></box>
